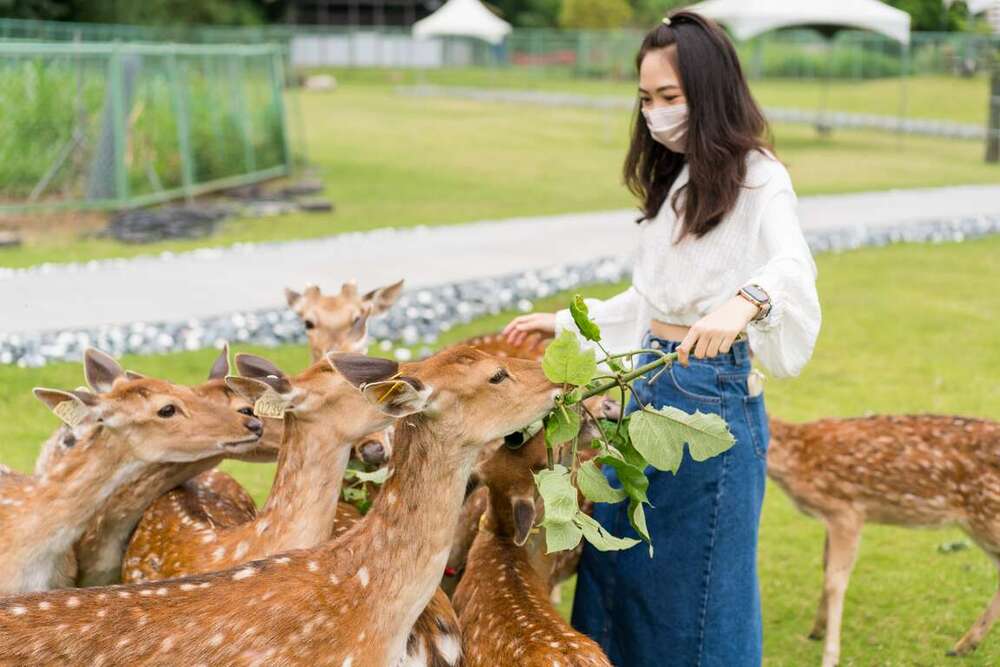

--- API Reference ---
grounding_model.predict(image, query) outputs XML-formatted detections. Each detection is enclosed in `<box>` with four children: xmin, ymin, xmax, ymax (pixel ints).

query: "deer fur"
<box><xmin>768</xmin><ymin>414</ymin><xmax>1000</xmax><ymax>665</ymax></box>
<box><xmin>286</xmin><ymin>278</ymin><xmax>404</xmax><ymax>362</ymax></box>
<box><xmin>122</xmin><ymin>353</ymin><xmax>366</xmax><ymax>582</ymax></box>
<box><xmin>0</xmin><ymin>346</ymin><xmax>558</xmax><ymax>666</ymax></box>
<box><xmin>32</xmin><ymin>346</ymin><xmax>282</xmax><ymax>587</ymax></box>
<box><xmin>0</xmin><ymin>350</ymin><xmax>264</xmax><ymax>595</ymax></box>
<box><xmin>452</xmin><ymin>422</ymin><xmax>610</xmax><ymax>666</ymax></box>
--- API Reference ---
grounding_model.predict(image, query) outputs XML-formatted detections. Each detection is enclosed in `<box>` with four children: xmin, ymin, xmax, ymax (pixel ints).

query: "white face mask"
<box><xmin>642</xmin><ymin>104</ymin><xmax>688</xmax><ymax>153</ymax></box>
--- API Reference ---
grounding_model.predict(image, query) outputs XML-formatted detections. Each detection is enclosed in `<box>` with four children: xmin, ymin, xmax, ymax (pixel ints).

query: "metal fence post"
<box><xmin>230</xmin><ymin>54</ymin><xmax>256</xmax><ymax>174</ymax></box>
<box><xmin>167</xmin><ymin>50</ymin><xmax>196</xmax><ymax>201</ymax></box>
<box><xmin>270</xmin><ymin>47</ymin><xmax>294</xmax><ymax>174</ymax></box>
<box><xmin>110</xmin><ymin>46</ymin><xmax>129</xmax><ymax>207</ymax></box>
<box><xmin>987</xmin><ymin>55</ymin><xmax>1000</xmax><ymax>164</ymax></box>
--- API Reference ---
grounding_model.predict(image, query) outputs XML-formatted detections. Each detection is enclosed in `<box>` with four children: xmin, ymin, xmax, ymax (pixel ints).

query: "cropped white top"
<box><xmin>555</xmin><ymin>150</ymin><xmax>821</xmax><ymax>378</ymax></box>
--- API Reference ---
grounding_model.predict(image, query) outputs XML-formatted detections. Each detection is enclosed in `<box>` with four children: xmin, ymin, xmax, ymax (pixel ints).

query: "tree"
<box><xmin>629</xmin><ymin>0</ymin><xmax>687</xmax><ymax>29</ymax></box>
<box><xmin>72</xmin><ymin>0</ymin><xmax>265</xmax><ymax>26</ymax></box>
<box><xmin>886</xmin><ymin>0</ymin><xmax>970</xmax><ymax>31</ymax></box>
<box><xmin>0</xmin><ymin>0</ymin><xmax>72</xmax><ymax>20</ymax></box>
<box><xmin>491</xmin><ymin>0</ymin><xmax>562</xmax><ymax>28</ymax></box>
<box><xmin>559</xmin><ymin>0</ymin><xmax>633</xmax><ymax>29</ymax></box>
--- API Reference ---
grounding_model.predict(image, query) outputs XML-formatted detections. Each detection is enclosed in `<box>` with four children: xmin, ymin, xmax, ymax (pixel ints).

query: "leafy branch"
<box><xmin>532</xmin><ymin>294</ymin><xmax>737</xmax><ymax>556</ymax></box>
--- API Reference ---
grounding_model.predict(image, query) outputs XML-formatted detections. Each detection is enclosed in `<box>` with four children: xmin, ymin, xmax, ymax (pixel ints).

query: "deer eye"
<box><xmin>489</xmin><ymin>368</ymin><xmax>509</xmax><ymax>384</ymax></box>
<box><xmin>237</xmin><ymin>407</ymin><xmax>254</xmax><ymax>416</ymax></box>
<box><xmin>157</xmin><ymin>405</ymin><xmax>176</xmax><ymax>418</ymax></box>
<box><xmin>304</xmin><ymin>320</ymin><xmax>316</xmax><ymax>330</ymax></box>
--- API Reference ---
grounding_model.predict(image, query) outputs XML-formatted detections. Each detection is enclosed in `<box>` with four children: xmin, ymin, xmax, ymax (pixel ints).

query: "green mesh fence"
<box><xmin>0</xmin><ymin>42</ymin><xmax>291</xmax><ymax>214</ymax></box>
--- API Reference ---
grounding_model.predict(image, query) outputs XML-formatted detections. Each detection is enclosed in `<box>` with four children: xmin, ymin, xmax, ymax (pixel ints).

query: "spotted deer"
<box><xmin>0</xmin><ymin>352</ymin><xmax>263</xmax><ymax>594</ymax></box>
<box><xmin>452</xmin><ymin>420</ymin><xmax>612</xmax><ymax>667</ymax></box>
<box><xmin>768</xmin><ymin>414</ymin><xmax>1000</xmax><ymax>666</ymax></box>
<box><xmin>443</xmin><ymin>394</ymin><xmax>618</xmax><ymax>598</ymax></box>
<box><xmin>121</xmin><ymin>353</ymin><xmax>366</xmax><ymax>582</ymax></box>
<box><xmin>31</xmin><ymin>346</ymin><xmax>282</xmax><ymax>587</ymax></box>
<box><xmin>286</xmin><ymin>278</ymin><xmax>404</xmax><ymax>361</ymax></box>
<box><xmin>0</xmin><ymin>346</ymin><xmax>559</xmax><ymax>666</ymax></box>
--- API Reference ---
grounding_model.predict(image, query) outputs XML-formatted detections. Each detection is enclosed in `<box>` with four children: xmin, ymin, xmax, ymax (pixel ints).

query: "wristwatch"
<box><xmin>737</xmin><ymin>284</ymin><xmax>771</xmax><ymax>322</ymax></box>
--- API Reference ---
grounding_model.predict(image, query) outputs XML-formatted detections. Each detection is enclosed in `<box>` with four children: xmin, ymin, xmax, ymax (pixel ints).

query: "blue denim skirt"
<box><xmin>571</xmin><ymin>331</ymin><xmax>769</xmax><ymax>667</ymax></box>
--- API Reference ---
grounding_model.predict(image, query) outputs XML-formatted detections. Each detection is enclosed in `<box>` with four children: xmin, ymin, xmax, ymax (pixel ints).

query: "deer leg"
<box><xmin>809</xmin><ymin>531</ymin><xmax>831</xmax><ymax>640</ymax></box>
<box><xmin>820</xmin><ymin>516</ymin><xmax>862</xmax><ymax>667</ymax></box>
<box><xmin>948</xmin><ymin>554</ymin><xmax>1000</xmax><ymax>657</ymax></box>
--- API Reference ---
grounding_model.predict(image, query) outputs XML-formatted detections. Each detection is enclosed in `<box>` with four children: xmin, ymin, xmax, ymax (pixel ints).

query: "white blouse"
<box><xmin>555</xmin><ymin>150</ymin><xmax>821</xmax><ymax>378</ymax></box>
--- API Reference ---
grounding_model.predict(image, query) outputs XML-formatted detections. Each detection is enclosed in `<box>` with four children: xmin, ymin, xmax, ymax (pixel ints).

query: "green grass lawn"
<box><xmin>1</xmin><ymin>237</ymin><xmax>998</xmax><ymax>664</ymax></box>
<box><xmin>2</xmin><ymin>77</ymin><xmax>997</xmax><ymax>269</ymax></box>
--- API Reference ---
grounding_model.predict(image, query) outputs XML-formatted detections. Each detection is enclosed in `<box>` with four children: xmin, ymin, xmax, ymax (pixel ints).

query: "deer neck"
<box><xmin>481</xmin><ymin>498</ymin><xmax>554</xmax><ymax>585</ymax></box>
<box><xmin>74</xmin><ymin>457</ymin><xmax>222</xmax><ymax>587</ymax></box>
<box><xmin>256</xmin><ymin>414</ymin><xmax>350</xmax><ymax>551</ymax></box>
<box><xmin>326</xmin><ymin>417</ymin><xmax>478</xmax><ymax>661</ymax></box>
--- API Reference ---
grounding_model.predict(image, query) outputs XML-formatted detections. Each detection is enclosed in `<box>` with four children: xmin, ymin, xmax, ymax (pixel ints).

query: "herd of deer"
<box><xmin>0</xmin><ymin>278</ymin><xmax>997</xmax><ymax>667</ymax></box>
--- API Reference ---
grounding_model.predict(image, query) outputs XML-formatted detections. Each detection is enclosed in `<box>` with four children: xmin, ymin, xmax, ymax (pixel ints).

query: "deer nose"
<box><xmin>359</xmin><ymin>440</ymin><xmax>387</xmax><ymax>466</ymax></box>
<box><xmin>245</xmin><ymin>417</ymin><xmax>264</xmax><ymax>437</ymax></box>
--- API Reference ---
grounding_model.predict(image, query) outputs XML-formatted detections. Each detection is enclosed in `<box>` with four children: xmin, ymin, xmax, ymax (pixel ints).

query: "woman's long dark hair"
<box><xmin>624</xmin><ymin>11</ymin><xmax>772</xmax><ymax>239</ymax></box>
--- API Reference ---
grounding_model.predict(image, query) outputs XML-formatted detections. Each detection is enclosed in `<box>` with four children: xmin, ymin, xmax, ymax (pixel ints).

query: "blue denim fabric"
<box><xmin>571</xmin><ymin>332</ymin><xmax>770</xmax><ymax>667</ymax></box>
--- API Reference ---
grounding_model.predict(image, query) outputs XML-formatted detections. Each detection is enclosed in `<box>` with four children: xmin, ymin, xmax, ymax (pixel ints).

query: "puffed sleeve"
<box><xmin>553</xmin><ymin>286</ymin><xmax>643</xmax><ymax>356</ymax></box>
<box><xmin>745</xmin><ymin>189</ymin><xmax>821</xmax><ymax>378</ymax></box>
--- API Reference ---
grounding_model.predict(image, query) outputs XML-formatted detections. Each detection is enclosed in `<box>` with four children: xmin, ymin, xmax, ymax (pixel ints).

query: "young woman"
<box><xmin>503</xmin><ymin>11</ymin><xmax>821</xmax><ymax>666</ymax></box>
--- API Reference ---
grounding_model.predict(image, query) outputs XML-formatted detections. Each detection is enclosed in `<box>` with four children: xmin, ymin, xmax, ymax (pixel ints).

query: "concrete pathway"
<box><xmin>2</xmin><ymin>184</ymin><xmax>1000</xmax><ymax>335</ymax></box>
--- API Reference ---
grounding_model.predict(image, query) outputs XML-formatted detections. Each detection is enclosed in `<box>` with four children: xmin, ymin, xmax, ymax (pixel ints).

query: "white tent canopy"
<box><xmin>688</xmin><ymin>0</ymin><xmax>912</xmax><ymax>44</ymax></box>
<box><xmin>412</xmin><ymin>0</ymin><xmax>512</xmax><ymax>45</ymax></box>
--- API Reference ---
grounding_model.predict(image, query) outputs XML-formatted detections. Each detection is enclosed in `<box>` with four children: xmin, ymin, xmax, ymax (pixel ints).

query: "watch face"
<box><xmin>743</xmin><ymin>285</ymin><xmax>769</xmax><ymax>303</ymax></box>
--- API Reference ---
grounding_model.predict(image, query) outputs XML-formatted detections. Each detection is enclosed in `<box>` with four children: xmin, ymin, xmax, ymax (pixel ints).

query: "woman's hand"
<box><xmin>503</xmin><ymin>312</ymin><xmax>556</xmax><ymax>347</ymax></box>
<box><xmin>677</xmin><ymin>296</ymin><xmax>759</xmax><ymax>365</ymax></box>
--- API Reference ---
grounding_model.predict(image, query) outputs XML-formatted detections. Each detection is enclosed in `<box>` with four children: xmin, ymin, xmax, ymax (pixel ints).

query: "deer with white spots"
<box><xmin>452</xmin><ymin>403</ymin><xmax>613</xmax><ymax>667</ymax></box>
<box><xmin>30</xmin><ymin>346</ymin><xmax>282</xmax><ymax>587</ymax></box>
<box><xmin>287</xmin><ymin>278</ymin><xmax>404</xmax><ymax>362</ymax></box>
<box><xmin>0</xmin><ymin>346</ymin><xmax>558</xmax><ymax>666</ymax></box>
<box><xmin>768</xmin><ymin>414</ymin><xmax>1000</xmax><ymax>666</ymax></box>
<box><xmin>0</xmin><ymin>350</ymin><xmax>264</xmax><ymax>595</ymax></box>
<box><xmin>443</xmin><ymin>394</ymin><xmax>618</xmax><ymax>599</ymax></box>
<box><xmin>121</xmin><ymin>353</ymin><xmax>367</xmax><ymax>583</ymax></box>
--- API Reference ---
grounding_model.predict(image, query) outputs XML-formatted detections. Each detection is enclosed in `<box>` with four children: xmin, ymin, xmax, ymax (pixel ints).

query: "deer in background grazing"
<box><xmin>121</xmin><ymin>353</ymin><xmax>365</xmax><ymax>583</ymax></box>
<box><xmin>453</xmin><ymin>421</ymin><xmax>611</xmax><ymax>667</ymax></box>
<box><xmin>0</xmin><ymin>346</ymin><xmax>558</xmax><ymax>666</ymax></box>
<box><xmin>767</xmin><ymin>414</ymin><xmax>1000</xmax><ymax>666</ymax></box>
<box><xmin>0</xmin><ymin>352</ymin><xmax>263</xmax><ymax>594</ymax></box>
<box><xmin>286</xmin><ymin>278</ymin><xmax>405</xmax><ymax>361</ymax></box>
<box><xmin>31</xmin><ymin>346</ymin><xmax>282</xmax><ymax>587</ymax></box>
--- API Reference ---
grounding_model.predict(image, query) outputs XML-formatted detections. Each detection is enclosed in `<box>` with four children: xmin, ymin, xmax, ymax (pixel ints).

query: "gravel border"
<box><xmin>1</xmin><ymin>214</ymin><xmax>997</xmax><ymax>368</ymax></box>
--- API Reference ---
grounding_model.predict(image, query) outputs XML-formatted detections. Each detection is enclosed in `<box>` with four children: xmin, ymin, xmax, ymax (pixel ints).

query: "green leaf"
<box><xmin>630</xmin><ymin>406</ymin><xmax>736</xmax><ymax>468</ymax></box>
<box><xmin>542</xmin><ymin>520</ymin><xmax>583</xmax><ymax>554</ymax></box>
<box><xmin>576</xmin><ymin>459</ymin><xmax>626</xmax><ymax>504</ymax></box>
<box><xmin>629</xmin><ymin>410</ymin><xmax>685</xmax><ymax>474</ymax></box>
<box><xmin>629</xmin><ymin>500</ymin><xmax>654</xmax><ymax>557</ymax></box>
<box><xmin>596</xmin><ymin>454</ymin><xmax>649</xmax><ymax>504</ymax></box>
<box><xmin>343</xmin><ymin>467</ymin><xmax>391</xmax><ymax>484</ymax></box>
<box><xmin>575</xmin><ymin>511</ymin><xmax>640</xmax><ymax>551</ymax></box>
<box><xmin>542</xmin><ymin>329</ymin><xmax>598</xmax><ymax>386</ymax></box>
<box><xmin>629</xmin><ymin>500</ymin><xmax>651</xmax><ymax>543</ymax></box>
<box><xmin>570</xmin><ymin>295</ymin><xmax>602</xmax><ymax>343</ymax></box>
<box><xmin>533</xmin><ymin>464</ymin><xmax>580</xmax><ymax>524</ymax></box>
<box><xmin>544</xmin><ymin>405</ymin><xmax>581</xmax><ymax>447</ymax></box>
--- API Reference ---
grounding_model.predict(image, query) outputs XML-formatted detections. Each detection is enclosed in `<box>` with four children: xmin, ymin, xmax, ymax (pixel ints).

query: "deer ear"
<box><xmin>208</xmin><ymin>344</ymin><xmax>230</xmax><ymax>380</ymax></box>
<box><xmin>285</xmin><ymin>288</ymin><xmax>302</xmax><ymax>308</ymax></box>
<box><xmin>125</xmin><ymin>370</ymin><xmax>146</xmax><ymax>381</ymax></box>
<box><xmin>511</xmin><ymin>498</ymin><xmax>537</xmax><ymax>547</ymax></box>
<box><xmin>225</xmin><ymin>377</ymin><xmax>292</xmax><ymax>419</ymax></box>
<box><xmin>340</xmin><ymin>279</ymin><xmax>359</xmax><ymax>300</ymax></box>
<box><xmin>328</xmin><ymin>352</ymin><xmax>399</xmax><ymax>388</ymax></box>
<box><xmin>360</xmin><ymin>377</ymin><xmax>429</xmax><ymax>418</ymax></box>
<box><xmin>33</xmin><ymin>388</ymin><xmax>96</xmax><ymax>427</ymax></box>
<box><xmin>84</xmin><ymin>348</ymin><xmax>125</xmax><ymax>393</ymax></box>
<box><xmin>362</xmin><ymin>279</ymin><xmax>404</xmax><ymax>315</ymax></box>
<box><xmin>234</xmin><ymin>354</ymin><xmax>292</xmax><ymax>394</ymax></box>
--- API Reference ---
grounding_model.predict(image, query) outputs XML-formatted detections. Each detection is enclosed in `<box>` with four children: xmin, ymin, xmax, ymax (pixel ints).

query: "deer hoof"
<box><xmin>808</xmin><ymin>628</ymin><xmax>825</xmax><ymax>641</ymax></box>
